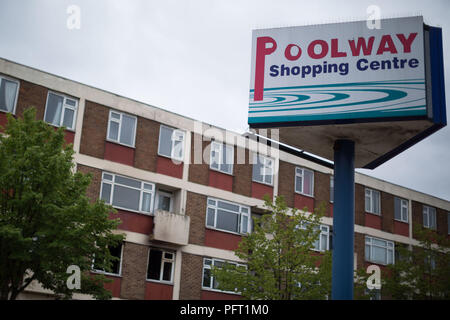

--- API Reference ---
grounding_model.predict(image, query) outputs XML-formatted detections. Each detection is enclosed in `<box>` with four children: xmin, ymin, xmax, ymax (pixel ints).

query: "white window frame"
<box><xmin>365</xmin><ymin>236</ymin><xmax>395</xmax><ymax>266</ymax></box>
<box><xmin>202</xmin><ymin>257</ymin><xmax>245</xmax><ymax>294</ymax></box>
<box><xmin>91</xmin><ymin>243</ymin><xmax>123</xmax><ymax>277</ymax></box>
<box><xmin>0</xmin><ymin>75</ymin><xmax>20</xmax><ymax>114</ymax></box>
<box><xmin>209</xmin><ymin>141</ymin><xmax>234</xmax><ymax>175</ymax></box>
<box><xmin>100</xmin><ymin>172</ymin><xmax>155</xmax><ymax>215</ymax></box>
<box><xmin>423</xmin><ymin>205</ymin><xmax>437</xmax><ymax>230</ymax></box>
<box><xmin>106</xmin><ymin>110</ymin><xmax>137</xmax><ymax>147</ymax></box>
<box><xmin>365</xmin><ymin>188</ymin><xmax>381</xmax><ymax>215</ymax></box>
<box><xmin>157</xmin><ymin>124</ymin><xmax>185</xmax><ymax>161</ymax></box>
<box><xmin>43</xmin><ymin>91</ymin><xmax>78</xmax><ymax>131</ymax></box>
<box><xmin>299</xmin><ymin>223</ymin><xmax>330</xmax><ymax>252</ymax></box>
<box><xmin>146</xmin><ymin>248</ymin><xmax>175</xmax><ymax>284</ymax></box>
<box><xmin>155</xmin><ymin>189</ymin><xmax>174</xmax><ymax>212</ymax></box>
<box><xmin>252</xmin><ymin>153</ymin><xmax>274</xmax><ymax>186</ymax></box>
<box><xmin>206</xmin><ymin>197</ymin><xmax>250</xmax><ymax>235</ymax></box>
<box><xmin>294</xmin><ymin>167</ymin><xmax>314</xmax><ymax>197</ymax></box>
<box><xmin>394</xmin><ymin>197</ymin><xmax>409</xmax><ymax>223</ymax></box>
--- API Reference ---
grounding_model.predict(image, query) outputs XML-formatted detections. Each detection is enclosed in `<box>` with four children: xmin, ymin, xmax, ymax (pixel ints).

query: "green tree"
<box><xmin>354</xmin><ymin>226</ymin><xmax>450</xmax><ymax>300</ymax></box>
<box><xmin>0</xmin><ymin>108</ymin><xmax>124</xmax><ymax>300</ymax></box>
<box><xmin>211</xmin><ymin>195</ymin><xmax>331</xmax><ymax>300</ymax></box>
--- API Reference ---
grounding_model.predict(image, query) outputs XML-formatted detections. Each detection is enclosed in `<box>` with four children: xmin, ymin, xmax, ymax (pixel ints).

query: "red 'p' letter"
<box><xmin>254</xmin><ymin>36</ymin><xmax>277</xmax><ymax>101</ymax></box>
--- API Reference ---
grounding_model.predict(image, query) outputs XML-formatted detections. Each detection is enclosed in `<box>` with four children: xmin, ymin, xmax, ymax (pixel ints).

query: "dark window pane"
<box><xmin>120</xmin><ymin>114</ymin><xmax>136</xmax><ymax>145</ymax></box>
<box><xmin>216</xmin><ymin>209</ymin><xmax>239</xmax><ymax>233</ymax></box>
<box><xmin>0</xmin><ymin>79</ymin><xmax>18</xmax><ymax>112</ymax></box>
<box><xmin>162</xmin><ymin>261</ymin><xmax>172</xmax><ymax>281</ymax></box>
<box><xmin>100</xmin><ymin>183</ymin><xmax>112</xmax><ymax>203</ymax></box>
<box><xmin>109</xmin><ymin>244</ymin><xmax>122</xmax><ymax>274</ymax></box>
<box><xmin>112</xmin><ymin>185</ymin><xmax>140</xmax><ymax>211</ymax></box>
<box><xmin>394</xmin><ymin>198</ymin><xmax>401</xmax><ymax>220</ymax></box>
<box><xmin>62</xmin><ymin>107</ymin><xmax>75</xmax><ymax>129</ymax></box>
<box><xmin>115</xmin><ymin>175</ymin><xmax>141</xmax><ymax>188</ymax></box>
<box><xmin>147</xmin><ymin>249</ymin><xmax>163</xmax><ymax>280</ymax></box>
<box><xmin>203</xmin><ymin>267</ymin><xmax>211</xmax><ymax>288</ymax></box>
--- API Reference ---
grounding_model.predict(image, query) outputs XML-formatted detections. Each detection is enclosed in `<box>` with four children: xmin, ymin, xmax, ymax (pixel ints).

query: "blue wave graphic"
<box><xmin>248</xmin><ymin>79</ymin><xmax>426</xmax><ymax>123</ymax></box>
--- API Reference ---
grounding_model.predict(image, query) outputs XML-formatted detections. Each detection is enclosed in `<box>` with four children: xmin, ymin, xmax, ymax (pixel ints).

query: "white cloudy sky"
<box><xmin>0</xmin><ymin>0</ymin><xmax>449</xmax><ymax>201</ymax></box>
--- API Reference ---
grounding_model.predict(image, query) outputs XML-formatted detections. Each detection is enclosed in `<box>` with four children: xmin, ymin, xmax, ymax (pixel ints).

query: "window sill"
<box><xmin>146</xmin><ymin>279</ymin><xmax>174</xmax><ymax>286</ymax></box>
<box><xmin>365</xmin><ymin>211</ymin><xmax>381</xmax><ymax>217</ymax></box>
<box><xmin>201</xmin><ymin>287</ymin><xmax>241</xmax><ymax>296</ymax></box>
<box><xmin>0</xmin><ymin>109</ymin><xmax>15</xmax><ymax>115</ymax></box>
<box><xmin>394</xmin><ymin>219</ymin><xmax>409</xmax><ymax>224</ymax></box>
<box><xmin>205</xmin><ymin>226</ymin><xmax>246</xmax><ymax>237</ymax></box>
<box><xmin>110</xmin><ymin>205</ymin><xmax>155</xmax><ymax>217</ymax></box>
<box><xmin>294</xmin><ymin>191</ymin><xmax>314</xmax><ymax>198</ymax></box>
<box><xmin>209</xmin><ymin>167</ymin><xmax>234</xmax><ymax>176</ymax></box>
<box><xmin>252</xmin><ymin>179</ymin><xmax>273</xmax><ymax>187</ymax></box>
<box><xmin>105</xmin><ymin>138</ymin><xmax>136</xmax><ymax>149</ymax></box>
<box><xmin>46</xmin><ymin>122</ymin><xmax>76</xmax><ymax>133</ymax></box>
<box><xmin>157</xmin><ymin>152</ymin><xmax>184</xmax><ymax>163</ymax></box>
<box><xmin>91</xmin><ymin>270</ymin><xmax>122</xmax><ymax>278</ymax></box>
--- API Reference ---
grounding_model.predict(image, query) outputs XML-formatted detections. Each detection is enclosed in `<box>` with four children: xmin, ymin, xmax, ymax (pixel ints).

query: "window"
<box><xmin>107</xmin><ymin>110</ymin><xmax>137</xmax><ymax>147</ymax></box>
<box><xmin>424</xmin><ymin>253</ymin><xmax>436</xmax><ymax>271</ymax></box>
<box><xmin>44</xmin><ymin>92</ymin><xmax>78</xmax><ymax>130</ymax></box>
<box><xmin>252</xmin><ymin>153</ymin><xmax>274</xmax><ymax>186</ymax></box>
<box><xmin>365</xmin><ymin>236</ymin><xmax>394</xmax><ymax>265</ymax></box>
<box><xmin>92</xmin><ymin>243</ymin><xmax>123</xmax><ymax>276</ymax></box>
<box><xmin>158</xmin><ymin>125</ymin><xmax>185</xmax><ymax>161</ymax></box>
<box><xmin>100</xmin><ymin>172</ymin><xmax>155</xmax><ymax>214</ymax></box>
<box><xmin>299</xmin><ymin>223</ymin><xmax>330</xmax><ymax>252</ymax></box>
<box><xmin>206</xmin><ymin>198</ymin><xmax>250</xmax><ymax>235</ymax></box>
<box><xmin>202</xmin><ymin>258</ymin><xmax>245</xmax><ymax>293</ymax></box>
<box><xmin>330</xmin><ymin>176</ymin><xmax>334</xmax><ymax>203</ymax></box>
<box><xmin>0</xmin><ymin>76</ymin><xmax>19</xmax><ymax>114</ymax></box>
<box><xmin>147</xmin><ymin>248</ymin><xmax>175</xmax><ymax>283</ymax></box>
<box><xmin>365</xmin><ymin>188</ymin><xmax>381</xmax><ymax>215</ymax></box>
<box><xmin>394</xmin><ymin>197</ymin><xmax>409</xmax><ymax>223</ymax></box>
<box><xmin>423</xmin><ymin>205</ymin><xmax>436</xmax><ymax>229</ymax></box>
<box><xmin>155</xmin><ymin>189</ymin><xmax>174</xmax><ymax>212</ymax></box>
<box><xmin>210</xmin><ymin>141</ymin><xmax>234</xmax><ymax>174</ymax></box>
<box><xmin>295</xmin><ymin>167</ymin><xmax>314</xmax><ymax>196</ymax></box>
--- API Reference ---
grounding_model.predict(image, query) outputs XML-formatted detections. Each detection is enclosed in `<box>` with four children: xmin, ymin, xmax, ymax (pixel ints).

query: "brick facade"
<box><xmin>185</xmin><ymin>192</ymin><xmax>207</xmax><ymax>246</ymax></box>
<box><xmin>120</xmin><ymin>242</ymin><xmax>148</xmax><ymax>299</ymax></box>
<box><xmin>179</xmin><ymin>253</ymin><xmax>203</xmax><ymax>300</ymax></box>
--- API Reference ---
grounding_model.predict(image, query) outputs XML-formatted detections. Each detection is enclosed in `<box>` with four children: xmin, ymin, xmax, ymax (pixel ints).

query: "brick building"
<box><xmin>1</xmin><ymin>57</ymin><xmax>449</xmax><ymax>300</ymax></box>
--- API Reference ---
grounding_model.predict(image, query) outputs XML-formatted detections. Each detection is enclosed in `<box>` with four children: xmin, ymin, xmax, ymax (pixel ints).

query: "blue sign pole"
<box><xmin>331</xmin><ymin>139</ymin><xmax>355</xmax><ymax>300</ymax></box>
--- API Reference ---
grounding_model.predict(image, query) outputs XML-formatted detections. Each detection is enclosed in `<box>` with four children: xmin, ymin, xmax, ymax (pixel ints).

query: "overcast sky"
<box><xmin>0</xmin><ymin>0</ymin><xmax>449</xmax><ymax>201</ymax></box>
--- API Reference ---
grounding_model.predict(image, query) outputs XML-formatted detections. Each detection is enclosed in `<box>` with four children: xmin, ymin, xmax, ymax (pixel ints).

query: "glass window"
<box><xmin>206</xmin><ymin>197</ymin><xmax>250</xmax><ymax>235</ymax></box>
<box><xmin>158</xmin><ymin>125</ymin><xmax>185</xmax><ymax>161</ymax></box>
<box><xmin>394</xmin><ymin>197</ymin><xmax>409</xmax><ymax>223</ymax></box>
<box><xmin>210</xmin><ymin>141</ymin><xmax>234</xmax><ymax>174</ymax></box>
<box><xmin>155</xmin><ymin>190</ymin><xmax>173</xmax><ymax>212</ymax></box>
<box><xmin>100</xmin><ymin>172</ymin><xmax>155</xmax><ymax>214</ymax></box>
<box><xmin>44</xmin><ymin>92</ymin><xmax>78</xmax><ymax>130</ymax></box>
<box><xmin>0</xmin><ymin>76</ymin><xmax>19</xmax><ymax>113</ymax></box>
<box><xmin>299</xmin><ymin>223</ymin><xmax>330</xmax><ymax>252</ymax></box>
<box><xmin>92</xmin><ymin>243</ymin><xmax>123</xmax><ymax>276</ymax></box>
<box><xmin>252</xmin><ymin>153</ymin><xmax>274</xmax><ymax>185</ymax></box>
<box><xmin>202</xmin><ymin>258</ymin><xmax>245</xmax><ymax>293</ymax></box>
<box><xmin>295</xmin><ymin>167</ymin><xmax>314</xmax><ymax>196</ymax></box>
<box><xmin>423</xmin><ymin>206</ymin><xmax>437</xmax><ymax>229</ymax></box>
<box><xmin>365</xmin><ymin>188</ymin><xmax>381</xmax><ymax>215</ymax></box>
<box><xmin>107</xmin><ymin>110</ymin><xmax>137</xmax><ymax>147</ymax></box>
<box><xmin>147</xmin><ymin>248</ymin><xmax>174</xmax><ymax>282</ymax></box>
<box><xmin>365</xmin><ymin>236</ymin><xmax>395</xmax><ymax>265</ymax></box>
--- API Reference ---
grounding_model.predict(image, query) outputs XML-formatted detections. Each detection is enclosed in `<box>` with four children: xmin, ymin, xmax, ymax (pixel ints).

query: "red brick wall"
<box><xmin>201</xmin><ymin>290</ymin><xmax>241</xmax><ymax>300</ymax></box>
<box><xmin>104</xmin><ymin>141</ymin><xmax>135</xmax><ymax>166</ymax></box>
<box><xmin>188</xmin><ymin>134</ymin><xmax>209</xmax><ymax>185</ymax></box>
<box><xmin>120</xmin><ymin>242</ymin><xmax>148</xmax><ymax>300</ymax></box>
<box><xmin>185</xmin><ymin>192</ymin><xmax>207</xmax><ymax>245</ymax></box>
<box><xmin>145</xmin><ymin>281</ymin><xmax>173</xmax><ymax>300</ymax></box>
<box><xmin>411</xmin><ymin>200</ymin><xmax>423</xmax><ymax>239</ymax></box>
<box><xmin>134</xmin><ymin>117</ymin><xmax>159</xmax><ymax>172</ymax></box>
<box><xmin>209</xmin><ymin>170</ymin><xmax>233</xmax><ymax>192</ymax></box>
<box><xmin>79</xmin><ymin>100</ymin><xmax>108</xmax><ymax>159</ymax></box>
<box><xmin>437</xmin><ymin>207</ymin><xmax>448</xmax><ymax>237</ymax></box>
<box><xmin>15</xmin><ymin>79</ymin><xmax>48</xmax><ymax>120</ymax></box>
<box><xmin>354</xmin><ymin>232</ymin><xmax>365</xmax><ymax>269</ymax></box>
<box><xmin>156</xmin><ymin>156</ymin><xmax>183</xmax><ymax>179</ymax></box>
<box><xmin>278</xmin><ymin>161</ymin><xmax>295</xmax><ymax>208</ymax></box>
<box><xmin>76</xmin><ymin>164</ymin><xmax>102</xmax><ymax>203</ymax></box>
<box><xmin>251</xmin><ymin>181</ymin><xmax>273</xmax><ymax>200</ymax></box>
<box><xmin>233</xmin><ymin>147</ymin><xmax>252</xmax><ymax>197</ymax></box>
<box><xmin>204</xmin><ymin>229</ymin><xmax>242</xmax><ymax>251</ymax></box>
<box><xmin>355</xmin><ymin>184</ymin><xmax>365</xmax><ymax>227</ymax></box>
<box><xmin>314</xmin><ymin>171</ymin><xmax>332</xmax><ymax>217</ymax></box>
<box><xmin>381</xmin><ymin>191</ymin><xmax>394</xmax><ymax>233</ymax></box>
<box><xmin>179</xmin><ymin>253</ymin><xmax>203</xmax><ymax>300</ymax></box>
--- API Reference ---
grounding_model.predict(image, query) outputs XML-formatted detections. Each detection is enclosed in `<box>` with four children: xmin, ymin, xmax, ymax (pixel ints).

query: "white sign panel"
<box><xmin>248</xmin><ymin>17</ymin><xmax>426</xmax><ymax>126</ymax></box>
